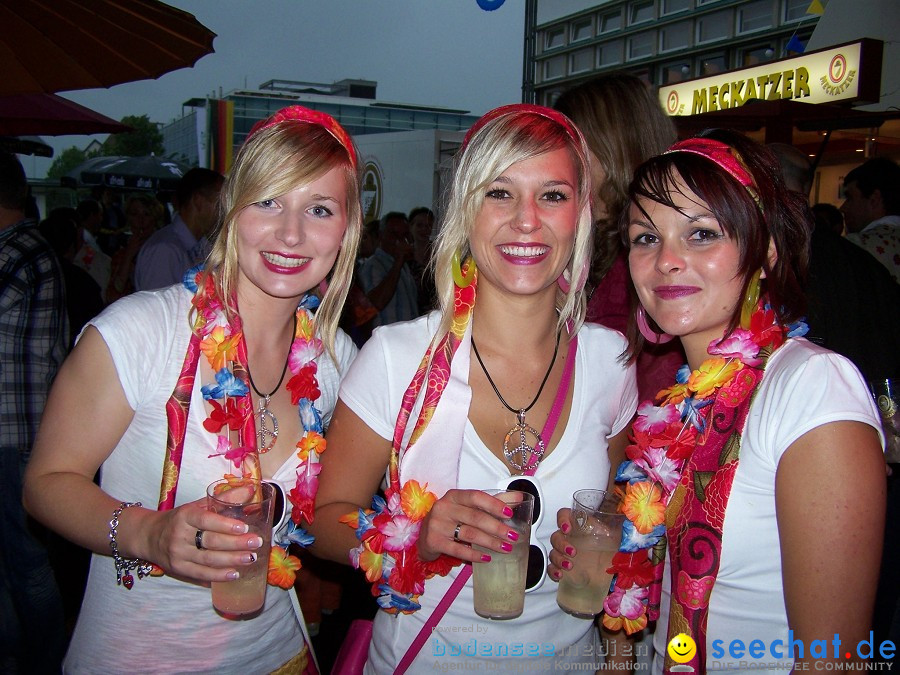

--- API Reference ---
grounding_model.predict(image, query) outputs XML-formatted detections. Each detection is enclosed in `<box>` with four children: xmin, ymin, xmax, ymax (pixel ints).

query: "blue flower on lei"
<box><xmin>201</xmin><ymin>367</ymin><xmax>249</xmax><ymax>400</ymax></box>
<box><xmin>620</xmin><ymin>519</ymin><xmax>666</xmax><ymax>552</ymax></box>
<box><xmin>299</xmin><ymin>398</ymin><xmax>324</xmax><ymax>434</ymax></box>
<box><xmin>376</xmin><ymin>584</ymin><xmax>421</xmax><ymax>613</ymax></box>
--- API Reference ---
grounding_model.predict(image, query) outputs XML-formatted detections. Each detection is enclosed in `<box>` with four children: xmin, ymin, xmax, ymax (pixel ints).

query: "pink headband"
<box><xmin>462</xmin><ymin>103</ymin><xmax>581</xmax><ymax>151</ymax></box>
<box><xmin>664</xmin><ymin>137</ymin><xmax>761</xmax><ymax>211</ymax></box>
<box><xmin>248</xmin><ymin>105</ymin><xmax>358</xmax><ymax>169</ymax></box>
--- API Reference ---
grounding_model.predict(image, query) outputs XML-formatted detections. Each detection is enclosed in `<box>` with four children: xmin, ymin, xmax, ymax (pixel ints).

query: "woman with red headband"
<box><xmin>310</xmin><ymin>104</ymin><xmax>637</xmax><ymax>671</ymax></box>
<box><xmin>24</xmin><ymin>106</ymin><xmax>361</xmax><ymax>673</ymax></box>
<box><xmin>550</xmin><ymin>129</ymin><xmax>885</xmax><ymax>673</ymax></box>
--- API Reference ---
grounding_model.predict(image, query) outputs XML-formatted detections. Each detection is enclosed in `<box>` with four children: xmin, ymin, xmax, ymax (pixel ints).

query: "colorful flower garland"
<box><xmin>184</xmin><ymin>266</ymin><xmax>325</xmax><ymax>589</ymax></box>
<box><xmin>340</xmin><ymin>261</ymin><xmax>477</xmax><ymax>613</ymax></box>
<box><xmin>601</xmin><ymin>301</ymin><xmax>807</xmax><ymax>635</ymax></box>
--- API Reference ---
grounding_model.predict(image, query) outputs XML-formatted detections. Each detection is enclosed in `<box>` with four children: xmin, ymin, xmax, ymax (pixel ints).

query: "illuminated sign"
<box><xmin>659</xmin><ymin>39</ymin><xmax>883</xmax><ymax>116</ymax></box>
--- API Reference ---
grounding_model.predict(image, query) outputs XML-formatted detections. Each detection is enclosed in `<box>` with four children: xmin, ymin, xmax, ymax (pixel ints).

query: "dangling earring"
<box><xmin>557</xmin><ymin>260</ymin><xmax>588</xmax><ymax>294</ymax></box>
<box><xmin>740</xmin><ymin>269</ymin><xmax>762</xmax><ymax>330</ymax></box>
<box><xmin>451</xmin><ymin>251</ymin><xmax>476</xmax><ymax>288</ymax></box>
<box><xmin>636</xmin><ymin>305</ymin><xmax>674</xmax><ymax>344</ymax></box>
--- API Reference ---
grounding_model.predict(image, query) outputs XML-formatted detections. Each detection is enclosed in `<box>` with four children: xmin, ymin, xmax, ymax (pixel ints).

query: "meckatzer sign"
<box><xmin>659</xmin><ymin>39</ymin><xmax>883</xmax><ymax>116</ymax></box>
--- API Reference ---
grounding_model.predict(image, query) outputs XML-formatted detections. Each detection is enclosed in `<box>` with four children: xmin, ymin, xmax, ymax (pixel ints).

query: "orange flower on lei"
<box><xmin>686</xmin><ymin>357</ymin><xmax>742</xmax><ymax>398</ymax></box>
<box><xmin>268</xmin><ymin>546</ymin><xmax>303</xmax><ymax>589</ymax></box>
<box><xmin>296</xmin><ymin>431</ymin><xmax>325</xmax><ymax>461</ymax></box>
<box><xmin>199</xmin><ymin>326</ymin><xmax>241</xmax><ymax>372</ymax></box>
<box><xmin>622</xmin><ymin>481</ymin><xmax>665</xmax><ymax>534</ymax></box>
<box><xmin>400</xmin><ymin>480</ymin><xmax>436</xmax><ymax>521</ymax></box>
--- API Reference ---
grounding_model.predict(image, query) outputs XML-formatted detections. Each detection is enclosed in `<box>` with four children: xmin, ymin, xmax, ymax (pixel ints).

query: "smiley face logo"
<box><xmin>667</xmin><ymin>633</ymin><xmax>697</xmax><ymax>664</ymax></box>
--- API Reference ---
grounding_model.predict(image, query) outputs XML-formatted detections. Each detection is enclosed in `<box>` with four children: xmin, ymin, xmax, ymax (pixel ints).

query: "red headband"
<box><xmin>664</xmin><ymin>137</ymin><xmax>761</xmax><ymax>211</ymax></box>
<box><xmin>462</xmin><ymin>103</ymin><xmax>581</xmax><ymax>151</ymax></box>
<box><xmin>248</xmin><ymin>105</ymin><xmax>357</xmax><ymax>169</ymax></box>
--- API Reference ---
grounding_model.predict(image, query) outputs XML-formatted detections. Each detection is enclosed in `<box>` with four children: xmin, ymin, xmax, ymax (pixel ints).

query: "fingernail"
<box><xmin>565</xmin><ymin>545</ymin><xmax>575</xmax><ymax>556</ymax></box>
<box><xmin>481</xmin><ymin>554</ymin><xmax>492</xmax><ymax>562</ymax></box>
<box><xmin>507</xmin><ymin>530</ymin><xmax>519</xmax><ymax>542</ymax></box>
<box><xmin>502</xmin><ymin>506</ymin><xmax>513</xmax><ymax>518</ymax></box>
<box><xmin>242</xmin><ymin>552</ymin><xmax>257</xmax><ymax>564</ymax></box>
<box><xmin>552</xmin><ymin>570</ymin><xmax>561</xmax><ymax>580</ymax></box>
<box><xmin>226</xmin><ymin>570</ymin><xmax>240</xmax><ymax>580</ymax></box>
<box><xmin>233</xmin><ymin>523</ymin><xmax>249</xmax><ymax>534</ymax></box>
<box><xmin>248</xmin><ymin>536</ymin><xmax>263</xmax><ymax>549</ymax></box>
<box><xmin>500</xmin><ymin>542</ymin><xmax>512</xmax><ymax>552</ymax></box>
<box><xmin>562</xmin><ymin>560</ymin><xmax>573</xmax><ymax>570</ymax></box>
<box><xmin>561</xmin><ymin>522</ymin><xmax>571</xmax><ymax>534</ymax></box>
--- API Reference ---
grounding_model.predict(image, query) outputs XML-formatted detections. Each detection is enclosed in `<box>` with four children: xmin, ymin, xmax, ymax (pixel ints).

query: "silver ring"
<box><xmin>195</xmin><ymin>529</ymin><xmax>204</xmax><ymax>550</ymax></box>
<box><xmin>452</xmin><ymin>523</ymin><xmax>463</xmax><ymax>543</ymax></box>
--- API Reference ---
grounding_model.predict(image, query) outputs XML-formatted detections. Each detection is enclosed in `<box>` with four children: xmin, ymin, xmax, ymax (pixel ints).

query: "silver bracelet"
<box><xmin>109</xmin><ymin>501</ymin><xmax>153</xmax><ymax>589</ymax></box>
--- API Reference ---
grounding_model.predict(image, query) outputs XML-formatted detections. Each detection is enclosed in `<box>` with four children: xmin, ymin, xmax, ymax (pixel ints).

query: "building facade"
<box><xmin>532</xmin><ymin>0</ymin><xmax>822</xmax><ymax>108</ymax></box>
<box><xmin>162</xmin><ymin>79</ymin><xmax>480</xmax><ymax>170</ymax></box>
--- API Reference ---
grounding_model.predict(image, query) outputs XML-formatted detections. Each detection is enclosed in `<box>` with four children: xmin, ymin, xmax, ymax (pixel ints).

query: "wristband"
<box><xmin>108</xmin><ymin>501</ymin><xmax>153</xmax><ymax>589</ymax></box>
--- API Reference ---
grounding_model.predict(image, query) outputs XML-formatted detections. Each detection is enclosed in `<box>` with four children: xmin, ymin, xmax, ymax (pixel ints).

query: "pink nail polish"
<box><xmin>561</xmin><ymin>522</ymin><xmax>571</xmax><ymax>534</ymax></box>
<box><xmin>553</xmin><ymin>570</ymin><xmax>561</xmax><ymax>580</ymax></box>
<box><xmin>502</xmin><ymin>506</ymin><xmax>513</xmax><ymax>518</ymax></box>
<box><xmin>481</xmin><ymin>554</ymin><xmax>492</xmax><ymax>562</ymax></box>
<box><xmin>500</xmin><ymin>542</ymin><xmax>512</xmax><ymax>552</ymax></box>
<box><xmin>565</xmin><ymin>545</ymin><xmax>575</xmax><ymax>556</ymax></box>
<box><xmin>507</xmin><ymin>530</ymin><xmax>519</xmax><ymax>542</ymax></box>
<box><xmin>562</xmin><ymin>560</ymin><xmax>572</xmax><ymax>570</ymax></box>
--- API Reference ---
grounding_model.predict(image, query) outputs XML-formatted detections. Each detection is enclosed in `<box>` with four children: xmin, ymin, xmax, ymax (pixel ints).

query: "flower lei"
<box><xmin>184</xmin><ymin>266</ymin><xmax>325</xmax><ymax>589</ymax></box>
<box><xmin>339</xmin><ymin>261</ymin><xmax>477</xmax><ymax>614</ymax></box>
<box><xmin>601</xmin><ymin>300</ymin><xmax>807</xmax><ymax>635</ymax></box>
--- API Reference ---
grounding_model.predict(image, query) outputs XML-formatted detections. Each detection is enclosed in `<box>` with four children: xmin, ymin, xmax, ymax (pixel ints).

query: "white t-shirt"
<box><xmin>339</xmin><ymin>312</ymin><xmax>638</xmax><ymax>673</ymax></box>
<box><xmin>651</xmin><ymin>339</ymin><xmax>883</xmax><ymax>675</ymax></box>
<box><xmin>64</xmin><ymin>284</ymin><xmax>357</xmax><ymax>674</ymax></box>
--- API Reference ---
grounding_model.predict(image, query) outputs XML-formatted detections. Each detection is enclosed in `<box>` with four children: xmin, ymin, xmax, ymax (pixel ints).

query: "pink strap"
<box><xmin>395</xmin><ymin>566</ymin><xmax>473</xmax><ymax>675</ymax></box>
<box><xmin>525</xmin><ymin>334</ymin><xmax>578</xmax><ymax>475</ymax></box>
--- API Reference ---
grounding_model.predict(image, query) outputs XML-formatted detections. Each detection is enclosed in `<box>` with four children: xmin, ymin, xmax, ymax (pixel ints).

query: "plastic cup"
<box><xmin>471</xmin><ymin>489</ymin><xmax>534</xmax><ymax>620</ymax></box>
<box><xmin>206</xmin><ymin>478</ymin><xmax>274</xmax><ymax>620</ymax></box>
<box><xmin>870</xmin><ymin>379</ymin><xmax>900</xmax><ymax>464</ymax></box>
<box><xmin>556</xmin><ymin>489</ymin><xmax>624</xmax><ymax>618</ymax></box>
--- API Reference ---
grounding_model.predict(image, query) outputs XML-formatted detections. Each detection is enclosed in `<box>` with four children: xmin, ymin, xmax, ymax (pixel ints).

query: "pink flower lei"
<box><xmin>185</xmin><ymin>266</ymin><xmax>326</xmax><ymax>589</ymax></box>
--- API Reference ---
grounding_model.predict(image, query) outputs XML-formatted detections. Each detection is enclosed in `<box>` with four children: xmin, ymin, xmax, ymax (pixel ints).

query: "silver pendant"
<box><xmin>503</xmin><ymin>409</ymin><xmax>545</xmax><ymax>472</ymax></box>
<box><xmin>256</xmin><ymin>394</ymin><xmax>278</xmax><ymax>453</ymax></box>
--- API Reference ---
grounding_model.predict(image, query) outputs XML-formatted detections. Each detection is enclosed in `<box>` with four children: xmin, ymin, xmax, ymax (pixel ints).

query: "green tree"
<box><xmin>101</xmin><ymin>114</ymin><xmax>164</xmax><ymax>157</ymax></box>
<box><xmin>47</xmin><ymin>146</ymin><xmax>92</xmax><ymax>180</ymax></box>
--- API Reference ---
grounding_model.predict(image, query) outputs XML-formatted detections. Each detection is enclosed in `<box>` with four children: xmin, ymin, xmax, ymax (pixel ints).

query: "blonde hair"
<box><xmin>432</xmin><ymin>109</ymin><xmax>593</xmax><ymax>337</ymax></box>
<box><xmin>200</xmin><ymin>120</ymin><xmax>362</xmax><ymax>364</ymax></box>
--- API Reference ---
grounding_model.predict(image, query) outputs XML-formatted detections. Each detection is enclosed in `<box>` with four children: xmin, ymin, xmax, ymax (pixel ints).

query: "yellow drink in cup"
<box><xmin>206</xmin><ymin>479</ymin><xmax>274</xmax><ymax>620</ymax></box>
<box><xmin>557</xmin><ymin>489</ymin><xmax>623</xmax><ymax>618</ymax></box>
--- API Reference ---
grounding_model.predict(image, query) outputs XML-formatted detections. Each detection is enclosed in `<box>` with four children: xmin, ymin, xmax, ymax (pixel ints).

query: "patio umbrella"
<box><xmin>0</xmin><ymin>0</ymin><xmax>216</xmax><ymax>96</ymax></box>
<box><xmin>0</xmin><ymin>136</ymin><xmax>53</xmax><ymax>157</ymax></box>
<box><xmin>63</xmin><ymin>155</ymin><xmax>190</xmax><ymax>191</ymax></box>
<box><xmin>0</xmin><ymin>93</ymin><xmax>130</xmax><ymax>136</ymax></box>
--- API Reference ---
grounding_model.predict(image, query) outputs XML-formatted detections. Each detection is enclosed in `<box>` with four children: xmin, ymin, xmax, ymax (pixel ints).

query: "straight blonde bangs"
<box><xmin>432</xmin><ymin>112</ymin><xmax>594</xmax><ymax>337</ymax></box>
<box><xmin>201</xmin><ymin>121</ymin><xmax>362</xmax><ymax>365</ymax></box>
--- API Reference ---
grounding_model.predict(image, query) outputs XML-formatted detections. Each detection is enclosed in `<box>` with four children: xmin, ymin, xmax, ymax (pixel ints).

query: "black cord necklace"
<box><xmin>471</xmin><ymin>330</ymin><xmax>561</xmax><ymax>471</ymax></box>
<box><xmin>246</xmin><ymin>311</ymin><xmax>297</xmax><ymax>454</ymax></box>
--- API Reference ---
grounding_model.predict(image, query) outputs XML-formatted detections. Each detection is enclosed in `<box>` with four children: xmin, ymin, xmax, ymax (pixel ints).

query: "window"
<box><xmin>738</xmin><ymin>0</ymin><xmax>772</xmax><ymax>33</ymax></box>
<box><xmin>662</xmin><ymin>61</ymin><xmax>692</xmax><ymax>83</ymax></box>
<box><xmin>542</xmin><ymin>89</ymin><xmax>565</xmax><ymax>108</ymax></box>
<box><xmin>660</xmin><ymin>21</ymin><xmax>691</xmax><ymax>52</ymax></box>
<box><xmin>700</xmin><ymin>53</ymin><xmax>727</xmax><ymax>75</ymax></box>
<box><xmin>571</xmin><ymin>17</ymin><xmax>593</xmax><ymax>42</ymax></box>
<box><xmin>661</xmin><ymin>0</ymin><xmax>691</xmax><ymax>14</ymax></box>
<box><xmin>741</xmin><ymin>44</ymin><xmax>775</xmax><ymax>66</ymax></box>
<box><xmin>598</xmin><ymin>39</ymin><xmax>624</xmax><ymax>66</ymax></box>
<box><xmin>696</xmin><ymin>10</ymin><xmax>730</xmax><ymax>43</ymax></box>
<box><xmin>543</xmin><ymin>55</ymin><xmax>565</xmax><ymax>80</ymax></box>
<box><xmin>599</xmin><ymin>10</ymin><xmax>623</xmax><ymax>33</ymax></box>
<box><xmin>629</xmin><ymin>1</ymin><xmax>655</xmax><ymax>25</ymax></box>
<box><xmin>784</xmin><ymin>0</ymin><xmax>816</xmax><ymax>21</ymax></box>
<box><xmin>628</xmin><ymin>32</ymin><xmax>654</xmax><ymax>60</ymax></box>
<box><xmin>544</xmin><ymin>26</ymin><xmax>565</xmax><ymax>50</ymax></box>
<box><xmin>570</xmin><ymin>47</ymin><xmax>594</xmax><ymax>74</ymax></box>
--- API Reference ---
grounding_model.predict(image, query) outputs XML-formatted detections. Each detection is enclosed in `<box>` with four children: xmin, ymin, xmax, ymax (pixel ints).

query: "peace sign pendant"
<box><xmin>256</xmin><ymin>395</ymin><xmax>278</xmax><ymax>454</ymax></box>
<box><xmin>503</xmin><ymin>409</ymin><xmax>545</xmax><ymax>472</ymax></box>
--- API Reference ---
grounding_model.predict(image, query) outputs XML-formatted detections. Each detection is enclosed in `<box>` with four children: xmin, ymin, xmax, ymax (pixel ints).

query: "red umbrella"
<box><xmin>0</xmin><ymin>0</ymin><xmax>216</xmax><ymax>96</ymax></box>
<box><xmin>0</xmin><ymin>94</ymin><xmax>129</xmax><ymax>136</ymax></box>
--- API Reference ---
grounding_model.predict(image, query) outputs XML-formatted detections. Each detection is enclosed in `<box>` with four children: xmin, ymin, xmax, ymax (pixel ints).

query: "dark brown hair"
<box><xmin>621</xmin><ymin>128</ymin><xmax>811</xmax><ymax>359</ymax></box>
